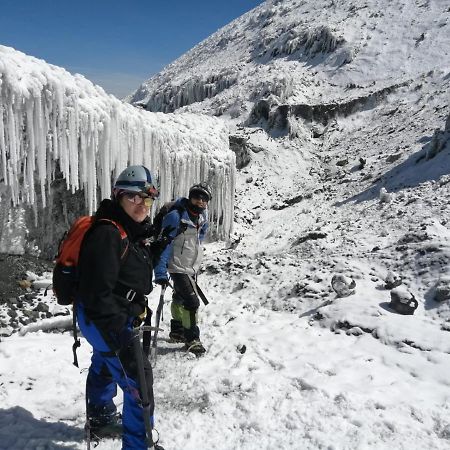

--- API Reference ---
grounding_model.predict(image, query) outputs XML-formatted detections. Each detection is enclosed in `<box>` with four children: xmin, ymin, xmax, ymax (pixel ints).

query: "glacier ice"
<box><xmin>0</xmin><ymin>45</ymin><xmax>235</xmax><ymax>239</ymax></box>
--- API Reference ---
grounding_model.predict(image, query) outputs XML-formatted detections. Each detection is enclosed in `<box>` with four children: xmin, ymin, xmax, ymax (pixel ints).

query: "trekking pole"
<box><xmin>131</xmin><ymin>327</ymin><xmax>157</xmax><ymax>449</ymax></box>
<box><xmin>142</xmin><ymin>306</ymin><xmax>153</xmax><ymax>358</ymax></box>
<box><xmin>150</xmin><ymin>285</ymin><xmax>167</xmax><ymax>364</ymax></box>
<box><xmin>84</xmin><ymin>377</ymin><xmax>91</xmax><ymax>450</ymax></box>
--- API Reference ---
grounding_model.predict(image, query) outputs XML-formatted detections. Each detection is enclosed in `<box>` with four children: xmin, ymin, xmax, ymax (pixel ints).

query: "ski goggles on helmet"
<box><xmin>190</xmin><ymin>192</ymin><xmax>210</xmax><ymax>203</ymax></box>
<box><xmin>124</xmin><ymin>193</ymin><xmax>154</xmax><ymax>207</ymax></box>
<box><xmin>142</xmin><ymin>182</ymin><xmax>159</xmax><ymax>199</ymax></box>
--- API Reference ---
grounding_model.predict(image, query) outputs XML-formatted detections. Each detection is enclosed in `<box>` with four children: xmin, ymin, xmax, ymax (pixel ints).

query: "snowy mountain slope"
<box><xmin>128</xmin><ymin>0</ymin><xmax>450</xmax><ymax>120</ymax></box>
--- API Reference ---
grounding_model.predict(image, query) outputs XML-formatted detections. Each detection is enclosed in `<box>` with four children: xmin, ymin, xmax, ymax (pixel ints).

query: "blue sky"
<box><xmin>0</xmin><ymin>0</ymin><xmax>263</xmax><ymax>98</ymax></box>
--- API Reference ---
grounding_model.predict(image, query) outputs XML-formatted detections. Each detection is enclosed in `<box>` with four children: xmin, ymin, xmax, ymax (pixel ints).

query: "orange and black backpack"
<box><xmin>52</xmin><ymin>216</ymin><xmax>128</xmax><ymax>367</ymax></box>
<box><xmin>53</xmin><ymin>216</ymin><xmax>128</xmax><ymax>306</ymax></box>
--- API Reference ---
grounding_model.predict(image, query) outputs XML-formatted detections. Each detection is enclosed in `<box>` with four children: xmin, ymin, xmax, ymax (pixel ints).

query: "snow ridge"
<box><xmin>128</xmin><ymin>0</ymin><xmax>450</xmax><ymax>120</ymax></box>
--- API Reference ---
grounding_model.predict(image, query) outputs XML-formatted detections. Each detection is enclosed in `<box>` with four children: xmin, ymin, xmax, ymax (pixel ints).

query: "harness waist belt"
<box><xmin>113</xmin><ymin>283</ymin><xmax>145</xmax><ymax>303</ymax></box>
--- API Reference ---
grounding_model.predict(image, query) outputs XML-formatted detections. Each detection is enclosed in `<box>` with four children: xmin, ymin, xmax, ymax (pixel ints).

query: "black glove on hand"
<box><xmin>150</xmin><ymin>225</ymin><xmax>176</xmax><ymax>258</ymax></box>
<box><xmin>154</xmin><ymin>278</ymin><xmax>169</xmax><ymax>288</ymax></box>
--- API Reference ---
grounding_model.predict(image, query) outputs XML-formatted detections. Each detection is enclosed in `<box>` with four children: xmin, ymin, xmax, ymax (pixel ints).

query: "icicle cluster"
<box><xmin>266</xmin><ymin>25</ymin><xmax>345</xmax><ymax>59</ymax></box>
<box><xmin>0</xmin><ymin>45</ymin><xmax>235</xmax><ymax>239</ymax></box>
<box><xmin>133</xmin><ymin>70</ymin><xmax>238</xmax><ymax>113</ymax></box>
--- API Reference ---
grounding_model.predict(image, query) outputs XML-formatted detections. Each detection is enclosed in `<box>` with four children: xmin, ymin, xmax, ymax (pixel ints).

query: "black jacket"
<box><xmin>78</xmin><ymin>199</ymin><xmax>154</xmax><ymax>333</ymax></box>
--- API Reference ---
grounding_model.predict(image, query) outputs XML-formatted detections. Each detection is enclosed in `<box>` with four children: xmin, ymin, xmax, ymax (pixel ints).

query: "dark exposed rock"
<box><xmin>23</xmin><ymin>309</ymin><xmax>39</xmax><ymax>320</ymax></box>
<box><xmin>0</xmin><ymin>254</ymin><xmax>52</xmax><ymax>300</ymax></box>
<box><xmin>331</xmin><ymin>274</ymin><xmax>356</xmax><ymax>297</ymax></box>
<box><xmin>398</xmin><ymin>233</ymin><xmax>430</xmax><ymax>244</ymax></box>
<box><xmin>204</xmin><ymin>264</ymin><xmax>221</xmax><ymax>275</ymax></box>
<box><xmin>268</xmin><ymin>82</ymin><xmax>408</xmax><ymax>131</ymax></box>
<box><xmin>435</xmin><ymin>279</ymin><xmax>450</xmax><ymax>303</ymax></box>
<box><xmin>292</xmin><ymin>232</ymin><xmax>327</xmax><ymax>246</ymax></box>
<box><xmin>268</xmin><ymin>104</ymin><xmax>290</xmax><ymax>129</ymax></box>
<box><xmin>385</xmin><ymin>271</ymin><xmax>402</xmax><ymax>289</ymax></box>
<box><xmin>336</xmin><ymin>158</ymin><xmax>349</xmax><ymax>167</ymax></box>
<box><xmin>229</xmin><ymin>135</ymin><xmax>252</xmax><ymax>169</ymax></box>
<box><xmin>389</xmin><ymin>288</ymin><xmax>418</xmax><ymax>315</ymax></box>
<box><xmin>34</xmin><ymin>302</ymin><xmax>50</xmax><ymax>313</ymax></box>
<box><xmin>237</xmin><ymin>344</ymin><xmax>247</xmax><ymax>354</ymax></box>
<box><xmin>386</xmin><ymin>153</ymin><xmax>402</xmax><ymax>163</ymax></box>
<box><xmin>272</xmin><ymin>192</ymin><xmax>313</xmax><ymax>210</ymax></box>
<box><xmin>24</xmin><ymin>171</ymin><xmax>90</xmax><ymax>260</ymax></box>
<box><xmin>247</xmin><ymin>99</ymin><xmax>270</xmax><ymax>124</ymax></box>
<box><xmin>425</xmin><ymin>121</ymin><xmax>450</xmax><ymax>160</ymax></box>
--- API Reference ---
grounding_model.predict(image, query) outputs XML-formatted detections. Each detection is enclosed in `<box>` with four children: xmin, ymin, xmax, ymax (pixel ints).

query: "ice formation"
<box><xmin>0</xmin><ymin>45</ymin><xmax>235</xmax><ymax>238</ymax></box>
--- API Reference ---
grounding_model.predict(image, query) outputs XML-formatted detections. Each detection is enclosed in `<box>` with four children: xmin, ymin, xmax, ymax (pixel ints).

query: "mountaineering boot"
<box><xmin>88</xmin><ymin>403</ymin><xmax>122</xmax><ymax>439</ymax></box>
<box><xmin>169</xmin><ymin>319</ymin><xmax>186</xmax><ymax>343</ymax></box>
<box><xmin>184</xmin><ymin>339</ymin><xmax>206</xmax><ymax>356</ymax></box>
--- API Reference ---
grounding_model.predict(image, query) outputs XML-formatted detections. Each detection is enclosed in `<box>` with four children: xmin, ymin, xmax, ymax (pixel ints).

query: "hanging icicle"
<box><xmin>0</xmin><ymin>45</ymin><xmax>235</xmax><ymax>239</ymax></box>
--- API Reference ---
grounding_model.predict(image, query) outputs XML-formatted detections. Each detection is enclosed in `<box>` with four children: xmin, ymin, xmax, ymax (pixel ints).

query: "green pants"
<box><xmin>170</xmin><ymin>273</ymin><xmax>201</xmax><ymax>341</ymax></box>
<box><xmin>171</xmin><ymin>302</ymin><xmax>198</xmax><ymax>331</ymax></box>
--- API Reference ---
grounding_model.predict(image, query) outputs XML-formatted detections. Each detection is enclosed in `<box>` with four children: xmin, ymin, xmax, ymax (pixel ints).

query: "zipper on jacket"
<box><xmin>181</xmin><ymin>233</ymin><xmax>186</xmax><ymax>254</ymax></box>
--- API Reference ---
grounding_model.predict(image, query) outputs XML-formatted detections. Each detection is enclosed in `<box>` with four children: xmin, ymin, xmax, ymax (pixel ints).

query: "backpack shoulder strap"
<box><xmin>97</xmin><ymin>218</ymin><xmax>127</xmax><ymax>239</ymax></box>
<box><xmin>168</xmin><ymin>203</ymin><xmax>188</xmax><ymax>236</ymax></box>
<box><xmin>91</xmin><ymin>218</ymin><xmax>129</xmax><ymax>259</ymax></box>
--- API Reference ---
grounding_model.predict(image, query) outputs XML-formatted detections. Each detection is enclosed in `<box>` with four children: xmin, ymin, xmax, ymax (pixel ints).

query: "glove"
<box><xmin>132</xmin><ymin>307</ymin><xmax>151</xmax><ymax>328</ymax></box>
<box><xmin>154</xmin><ymin>278</ymin><xmax>169</xmax><ymax>288</ymax></box>
<box><xmin>150</xmin><ymin>225</ymin><xmax>176</xmax><ymax>257</ymax></box>
<box><xmin>140</xmin><ymin>219</ymin><xmax>155</xmax><ymax>239</ymax></box>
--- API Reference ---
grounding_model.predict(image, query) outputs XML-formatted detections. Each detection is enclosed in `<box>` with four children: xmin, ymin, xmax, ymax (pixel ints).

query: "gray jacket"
<box><xmin>154</xmin><ymin>198</ymin><xmax>208</xmax><ymax>280</ymax></box>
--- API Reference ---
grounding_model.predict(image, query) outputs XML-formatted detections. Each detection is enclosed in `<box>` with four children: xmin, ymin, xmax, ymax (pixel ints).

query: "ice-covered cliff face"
<box><xmin>128</xmin><ymin>0</ymin><xmax>449</xmax><ymax>122</ymax></box>
<box><xmin>0</xmin><ymin>45</ymin><xmax>235</xmax><ymax>243</ymax></box>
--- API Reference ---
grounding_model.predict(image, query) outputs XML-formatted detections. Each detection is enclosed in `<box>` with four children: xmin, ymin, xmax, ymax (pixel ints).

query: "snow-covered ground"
<box><xmin>1</xmin><ymin>98</ymin><xmax>450</xmax><ymax>449</ymax></box>
<box><xmin>1</xmin><ymin>0</ymin><xmax>450</xmax><ymax>449</ymax></box>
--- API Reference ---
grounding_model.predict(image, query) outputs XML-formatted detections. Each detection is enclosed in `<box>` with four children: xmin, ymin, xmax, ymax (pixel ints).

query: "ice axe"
<box><xmin>149</xmin><ymin>285</ymin><xmax>167</xmax><ymax>363</ymax></box>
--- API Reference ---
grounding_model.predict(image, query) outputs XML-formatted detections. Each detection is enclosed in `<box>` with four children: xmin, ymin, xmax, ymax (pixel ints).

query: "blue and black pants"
<box><xmin>77</xmin><ymin>302</ymin><xmax>154</xmax><ymax>450</ymax></box>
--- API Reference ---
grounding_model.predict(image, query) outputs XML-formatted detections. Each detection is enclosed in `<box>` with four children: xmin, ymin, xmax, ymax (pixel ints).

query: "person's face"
<box><xmin>189</xmin><ymin>193</ymin><xmax>209</xmax><ymax>210</ymax></box>
<box><xmin>119</xmin><ymin>192</ymin><xmax>153</xmax><ymax>223</ymax></box>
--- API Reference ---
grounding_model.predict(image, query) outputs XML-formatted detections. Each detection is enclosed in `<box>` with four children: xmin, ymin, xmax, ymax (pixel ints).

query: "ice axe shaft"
<box><xmin>150</xmin><ymin>285</ymin><xmax>166</xmax><ymax>363</ymax></box>
<box><xmin>131</xmin><ymin>327</ymin><xmax>156</xmax><ymax>449</ymax></box>
<box><xmin>188</xmin><ymin>275</ymin><xmax>209</xmax><ymax>306</ymax></box>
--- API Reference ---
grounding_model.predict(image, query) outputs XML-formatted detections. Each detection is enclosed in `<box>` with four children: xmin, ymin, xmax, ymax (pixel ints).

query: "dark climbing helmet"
<box><xmin>113</xmin><ymin>165</ymin><xmax>159</xmax><ymax>199</ymax></box>
<box><xmin>189</xmin><ymin>182</ymin><xmax>212</xmax><ymax>202</ymax></box>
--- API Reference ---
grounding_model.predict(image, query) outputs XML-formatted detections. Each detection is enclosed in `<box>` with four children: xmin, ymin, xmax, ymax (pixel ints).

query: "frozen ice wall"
<box><xmin>0</xmin><ymin>45</ymin><xmax>235</xmax><ymax>239</ymax></box>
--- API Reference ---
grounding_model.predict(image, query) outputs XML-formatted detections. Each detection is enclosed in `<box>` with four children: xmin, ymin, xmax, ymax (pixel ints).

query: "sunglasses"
<box><xmin>124</xmin><ymin>193</ymin><xmax>154</xmax><ymax>207</ymax></box>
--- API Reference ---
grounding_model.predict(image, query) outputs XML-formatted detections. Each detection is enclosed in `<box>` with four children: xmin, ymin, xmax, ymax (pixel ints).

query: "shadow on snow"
<box><xmin>335</xmin><ymin>137</ymin><xmax>450</xmax><ymax>206</ymax></box>
<box><xmin>0</xmin><ymin>406</ymin><xmax>82</xmax><ymax>450</ymax></box>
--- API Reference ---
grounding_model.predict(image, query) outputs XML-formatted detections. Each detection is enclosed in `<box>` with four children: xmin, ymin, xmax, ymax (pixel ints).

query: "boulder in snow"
<box><xmin>434</xmin><ymin>277</ymin><xmax>450</xmax><ymax>303</ymax></box>
<box><xmin>379</xmin><ymin>187</ymin><xmax>393</xmax><ymax>203</ymax></box>
<box><xmin>389</xmin><ymin>287</ymin><xmax>418</xmax><ymax>315</ymax></box>
<box><xmin>385</xmin><ymin>271</ymin><xmax>402</xmax><ymax>289</ymax></box>
<box><xmin>331</xmin><ymin>274</ymin><xmax>356</xmax><ymax>297</ymax></box>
